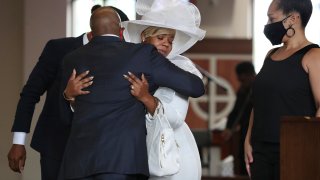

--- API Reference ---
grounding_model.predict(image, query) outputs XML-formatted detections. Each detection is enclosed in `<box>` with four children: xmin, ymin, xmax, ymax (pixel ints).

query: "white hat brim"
<box><xmin>122</xmin><ymin>20</ymin><xmax>205</xmax><ymax>58</ymax></box>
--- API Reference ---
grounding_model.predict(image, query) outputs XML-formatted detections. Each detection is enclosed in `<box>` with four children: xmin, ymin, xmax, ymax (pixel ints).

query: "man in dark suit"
<box><xmin>59</xmin><ymin>7</ymin><xmax>205</xmax><ymax>180</ymax></box>
<box><xmin>7</xmin><ymin>5</ymin><xmax>129</xmax><ymax>180</ymax></box>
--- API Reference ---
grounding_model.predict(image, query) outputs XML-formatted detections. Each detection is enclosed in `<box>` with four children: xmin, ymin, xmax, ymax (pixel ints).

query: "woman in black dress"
<box><xmin>244</xmin><ymin>0</ymin><xmax>320</xmax><ymax>179</ymax></box>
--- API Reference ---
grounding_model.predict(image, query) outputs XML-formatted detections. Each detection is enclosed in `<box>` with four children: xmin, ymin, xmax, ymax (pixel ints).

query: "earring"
<box><xmin>286</xmin><ymin>25</ymin><xmax>295</xmax><ymax>37</ymax></box>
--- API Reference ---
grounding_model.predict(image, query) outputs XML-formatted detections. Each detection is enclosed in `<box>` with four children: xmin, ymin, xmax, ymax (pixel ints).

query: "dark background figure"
<box><xmin>59</xmin><ymin>7</ymin><xmax>204</xmax><ymax>180</ymax></box>
<box><xmin>221</xmin><ymin>61</ymin><xmax>256</xmax><ymax>176</ymax></box>
<box><xmin>7</xmin><ymin>5</ymin><xmax>128</xmax><ymax>180</ymax></box>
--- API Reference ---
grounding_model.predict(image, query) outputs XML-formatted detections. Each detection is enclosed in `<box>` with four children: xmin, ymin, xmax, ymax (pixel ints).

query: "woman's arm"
<box><xmin>244</xmin><ymin>109</ymin><xmax>254</xmax><ymax>177</ymax></box>
<box><xmin>153</xmin><ymin>87</ymin><xmax>188</xmax><ymax>129</ymax></box>
<box><xmin>124</xmin><ymin>56</ymin><xmax>202</xmax><ymax>128</ymax></box>
<box><xmin>304</xmin><ymin>49</ymin><xmax>320</xmax><ymax>117</ymax></box>
<box><xmin>124</xmin><ymin>73</ymin><xmax>189</xmax><ymax>129</ymax></box>
<box><xmin>124</xmin><ymin>73</ymin><xmax>158</xmax><ymax>115</ymax></box>
<box><xmin>156</xmin><ymin>55</ymin><xmax>202</xmax><ymax>128</ymax></box>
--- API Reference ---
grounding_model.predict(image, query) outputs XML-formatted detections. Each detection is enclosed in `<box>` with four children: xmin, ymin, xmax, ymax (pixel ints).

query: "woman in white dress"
<box><xmin>122</xmin><ymin>0</ymin><xmax>206</xmax><ymax>179</ymax></box>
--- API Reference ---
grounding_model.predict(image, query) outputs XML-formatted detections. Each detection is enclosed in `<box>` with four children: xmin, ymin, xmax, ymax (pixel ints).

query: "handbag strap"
<box><xmin>156</xmin><ymin>100</ymin><xmax>173</xmax><ymax>129</ymax></box>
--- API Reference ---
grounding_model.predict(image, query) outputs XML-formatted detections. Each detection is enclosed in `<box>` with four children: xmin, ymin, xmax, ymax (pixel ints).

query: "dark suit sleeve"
<box><xmin>149</xmin><ymin>48</ymin><xmax>205</xmax><ymax>98</ymax></box>
<box><xmin>11</xmin><ymin>40</ymin><xmax>61</xmax><ymax>132</ymax></box>
<box><xmin>59</xmin><ymin>54</ymin><xmax>76</xmax><ymax>126</ymax></box>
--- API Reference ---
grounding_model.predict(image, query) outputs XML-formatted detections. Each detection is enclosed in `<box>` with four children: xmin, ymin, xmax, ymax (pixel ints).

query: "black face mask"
<box><xmin>263</xmin><ymin>16</ymin><xmax>290</xmax><ymax>45</ymax></box>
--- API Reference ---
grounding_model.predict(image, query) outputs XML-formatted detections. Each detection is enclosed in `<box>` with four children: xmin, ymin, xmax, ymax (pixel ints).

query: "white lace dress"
<box><xmin>147</xmin><ymin>55</ymin><xmax>202</xmax><ymax>180</ymax></box>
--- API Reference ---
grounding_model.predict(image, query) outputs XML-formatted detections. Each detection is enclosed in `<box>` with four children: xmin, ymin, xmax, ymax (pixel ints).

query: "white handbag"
<box><xmin>146</xmin><ymin>101</ymin><xmax>180</xmax><ymax>177</ymax></box>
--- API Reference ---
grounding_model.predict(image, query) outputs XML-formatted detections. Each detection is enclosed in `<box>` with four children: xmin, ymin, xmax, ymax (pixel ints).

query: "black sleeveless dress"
<box><xmin>252</xmin><ymin>44</ymin><xmax>319</xmax><ymax>143</ymax></box>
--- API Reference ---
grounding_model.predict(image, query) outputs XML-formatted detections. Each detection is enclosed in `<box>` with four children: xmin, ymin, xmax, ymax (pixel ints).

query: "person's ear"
<box><xmin>87</xmin><ymin>32</ymin><xmax>93</xmax><ymax>41</ymax></box>
<box><xmin>141</xmin><ymin>34</ymin><xmax>146</xmax><ymax>43</ymax></box>
<box><xmin>286</xmin><ymin>12</ymin><xmax>299</xmax><ymax>26</ymax></box>
<box><xmin>119</xmin><ymin>27</ymin><xmax>125</xmax><ymax>40</ymax></box>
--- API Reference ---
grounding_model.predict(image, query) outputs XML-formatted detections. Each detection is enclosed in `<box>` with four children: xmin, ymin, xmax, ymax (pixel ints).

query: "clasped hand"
<box><xmin>64</xmin><ymin>70</ymin><xmax>151</xmax><ymax>102</ymax></box>
<box><xmin>123</xmin><ymin>72</ymin><xmax>152</xmax><ymax>102</ymax></box>
<box><xmin>64</xmin><ymin>69</ymin><xmax>93</xmax><ymax>101</ymax></box>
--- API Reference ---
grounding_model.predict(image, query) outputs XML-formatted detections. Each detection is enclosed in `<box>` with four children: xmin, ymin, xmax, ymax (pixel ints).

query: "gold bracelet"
<box><xmin>63</xmin><ymin>91</ymin><xmax>75</xmax><ymax>101</ymax></box>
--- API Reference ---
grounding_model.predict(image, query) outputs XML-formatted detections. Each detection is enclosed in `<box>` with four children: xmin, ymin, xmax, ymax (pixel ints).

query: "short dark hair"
<box><xmin>236</xmin><ymin>62</ymin><xmax>255</xmax><ymax>75</ymax></box>
<box><xmin>91</xmin><ymin>4</ymin><xmax>102</xmax><ymax>14</ymax></box>
<box><xmin>276</xmin><ymin>0</ymin><xmax>313</xmax><ymax>28</ymax></box>
<box><xmin>109</xmin><ymin>6</ymin><xmax>129</xmax><ymax>22</ymax></box>
<box><xmin>91</xmin><ymin>5</ymin><xmax>129</xmax><ymax>22</ymax></box>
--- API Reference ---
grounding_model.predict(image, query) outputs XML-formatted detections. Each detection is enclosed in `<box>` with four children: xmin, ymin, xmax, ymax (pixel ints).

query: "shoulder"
<box><xmin>305</xmin><ymin>45</ymin><xmax>320</xmax><ymax>57</ymax></box>
<box><xmin>121</xmin><ymin>41</ymin><xmax>156</xmax><ymax>52</ymax></box>
<box><xmin>44</xmin><ymin>38</ymin><xmax>73</xmax><ymax>51</ymax></box>
<box><xmin>170</xmin><ymin>55</ymin><xmax>193</xmax><ymax>67</ymax></box>
<box><xmin>48</xmin><ymin>36</ymin><xmax>78</xmax><ymax>44</ymax></box>
<box><xmin>137</xmin><ymin>43</ymin><xmax>157</xmax><ymax>53</ymax></box>
<box><xmin>303</xmin><ymin>44</ymin><xmax>320</xmax><ymax>61</ymax></box>
<box><xmin>170</xmin><ymin>55</ymin><xmax>203</xmax><ymax>78</ymax></box>
<box><xmin>303</xmin><ymin>45</ymin><xmax>320</xmax><ymax>73</ymax></box>
<box><xmin>265</xmin><ymin>47</ymin><xmax>279</xmax><ymax>58</ymax></box>
<box><xmin>46</xmin><ymin>34</ymin><xmax>84</xmax><ymax>47</ymax></box>
<box><xmin>127</xmin><ymin>43</ymin><xmax>162</xmax><ymax>61</ymax></box>
<box><xmin>44</xmin><ymin>35</ymin><xmax>84</xmax><ymax>54</ymax></box>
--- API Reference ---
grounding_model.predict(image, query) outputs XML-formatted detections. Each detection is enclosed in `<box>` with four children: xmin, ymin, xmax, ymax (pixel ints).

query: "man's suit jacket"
<box><xmin>59</xmin><ymin>36</ymin><xmax>205</xmax><ymax>179</ymax></box>
<box><xmin>11</xmin><ymin>34</ymin><xmax>84</xmax><ymax>160</ymax></box>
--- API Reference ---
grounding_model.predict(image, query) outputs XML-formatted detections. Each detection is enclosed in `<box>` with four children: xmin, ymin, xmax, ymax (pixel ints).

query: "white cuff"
<box><xmin>13</xmin><ymin>132</ymin><xmax>27</xmax><ymax>145</ymax></box>
<box><xmin>146</xmin><ymin>99</ymin><xmax>163</xmax><ymax>120</ymax></box>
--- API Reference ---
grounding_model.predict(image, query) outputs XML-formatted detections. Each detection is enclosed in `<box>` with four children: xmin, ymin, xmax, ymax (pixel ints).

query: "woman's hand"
<box><xmin>124</xmin><ymin>72</ymin><xmax>158</xmax><ymax>115</ymax></box>
<box><xmin>123</xmin><ymin>72</ymin><xmax>152</xmax><ymax>103</ymax></box>
<box><xmin>64</xmin><ymin>69</ymin><xmax>93</xmax><ymax>101</ymax></box>
<box><xmin>244</xmin><ymin>138</ymin><xmax>253</xmax><ymax>177</ymax></box>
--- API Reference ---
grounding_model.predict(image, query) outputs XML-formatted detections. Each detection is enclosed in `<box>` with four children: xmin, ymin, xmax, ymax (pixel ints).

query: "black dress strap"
<box><xmin>267</xmin><ymin>44</ymin><xmax>319</xmax><ymax>59</ymax></box>
<box><xmin>267</xmin><ymin>48</ymin><xmax>280</xmax><ymax>58</ymax></box>
<box><xmin>298</xmin><ymin>44</ymin><xmax>319</xmax><ymax>54</ymax></box>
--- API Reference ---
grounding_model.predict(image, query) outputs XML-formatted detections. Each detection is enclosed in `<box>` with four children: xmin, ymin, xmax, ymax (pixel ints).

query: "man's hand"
<box><xmin>8</xmin><ymin>144</ymin><xmax>26</xmax><ymax>173</ymax></box>
<box><xmin>64</xmin><ymin>69</ymin><xmax>93</xmax><ymax>100</ymax></box>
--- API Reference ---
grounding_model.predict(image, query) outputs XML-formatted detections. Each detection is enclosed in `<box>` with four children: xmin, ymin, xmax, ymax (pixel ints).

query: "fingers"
<box><xmin>68</xmin><ymin>69</ymin><xmax>77</xmax><ymax>81</ymax></box>
<box><xmin>7</xmin><ymin>145</ymin><xmax>26</xmax><ymax>173</ymax></box>
<box><xmin>244</xmin><ymin>155</ymin><xmax>251</xmax><ymax>177</ymax></box>
<box><xmin>141</xmin><ymin>74</ymin><xmax>148</xmax><ymax>85</ymax></box>
<box><xmin>19</xmin><ymin>158</ymin><xmax>25</xmax><ymax>172</ymax></box>
<box><xmin>9</xmin><ymin>160</ymin><xmax>19</xmax><ymax>172</ymax></box>
<box><xmin>8</xmin><ymin>156</ymin><xmax>18</xmax><ymax>172</ymax></box>
<box><xmin>125</xmin><ymin>72</ymin><xmax>143</xmax><ymax>85</ymax></box>
<box><xmin>245</xmin><ymin>148</ymin><xmax>253</xmax><ymax>177</ymax></box>
<box><xmin>247</xmin><ymin>151</ymin><xmax>253</xmax><ymax>163</ymax></box>
<box><xmin>79</xmin><ymin>77</ymin><xmax>94</xmax><ymax>88</ymax></box>
<box><xmin>68</xmin><ymin>70</ymin><xmax>93</xmax><ymax>88</ymax></box>
<box><xmin>246</xmin><ymin>162</ymin><xmax>251</xmax><ymax>177</ymax></box>
<box><xmin>75</xmin><ymin>70</ymin><xmax>90</xmax><ymax>81</ymax></box>
<box><xmin>125</xmin><ymin>75</ymin><xmax>139</xmax><ymax>96</ymax></box>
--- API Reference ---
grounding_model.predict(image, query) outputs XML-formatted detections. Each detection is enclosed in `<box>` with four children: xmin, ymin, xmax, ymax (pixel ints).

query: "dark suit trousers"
<box><xmin>250</xmin><ymin>142</ymin><xmax>280</xmax><ymax>180</ymax></box>
<box><xmin>72</xmin><ymin>173</ymin><xmax>148</xmax><ymax>180</ymax></box>
<box><xmin>40</xmin><ymin>154</ymin><xmax>62</xmax><ymax>180</ymax></box>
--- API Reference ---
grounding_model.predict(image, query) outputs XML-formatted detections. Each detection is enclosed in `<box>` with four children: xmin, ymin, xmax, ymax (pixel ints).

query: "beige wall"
<box><xmin>199</xmin><ymin>0</ymin><xmax>252</xmax><ymax>39</ymax></box>
<box><xmin>0</xmin><ymin>0</ymin><xmax>23</xmax><ymax>179</ymax></box>
<box><xmin>1</xmin><ymin>0</ymin><xmax>68</xmax><ymax>179</ymax></box>
<box><xmin>0</xmin><ymin>0</ymin><xmax>252</xmax><ymax>179</ymax></box>
<box><xmin>23</xmin><ymin>1</ymin><xmax>68</xmax><ymax>180</ymax></box>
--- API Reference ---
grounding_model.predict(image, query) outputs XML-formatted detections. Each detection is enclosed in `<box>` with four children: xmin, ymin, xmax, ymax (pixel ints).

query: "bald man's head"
<box><xmin>90</xmin><ymin>7</ymin><xmax>121</xmax><ymax>37</ymax></box>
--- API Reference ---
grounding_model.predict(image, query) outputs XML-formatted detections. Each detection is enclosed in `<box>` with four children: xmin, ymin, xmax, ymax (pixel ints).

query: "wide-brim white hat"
<box><xmin>121</xmin><ymin>0</ymin><xmax>206</xmax><ymax>58</ymax></box>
